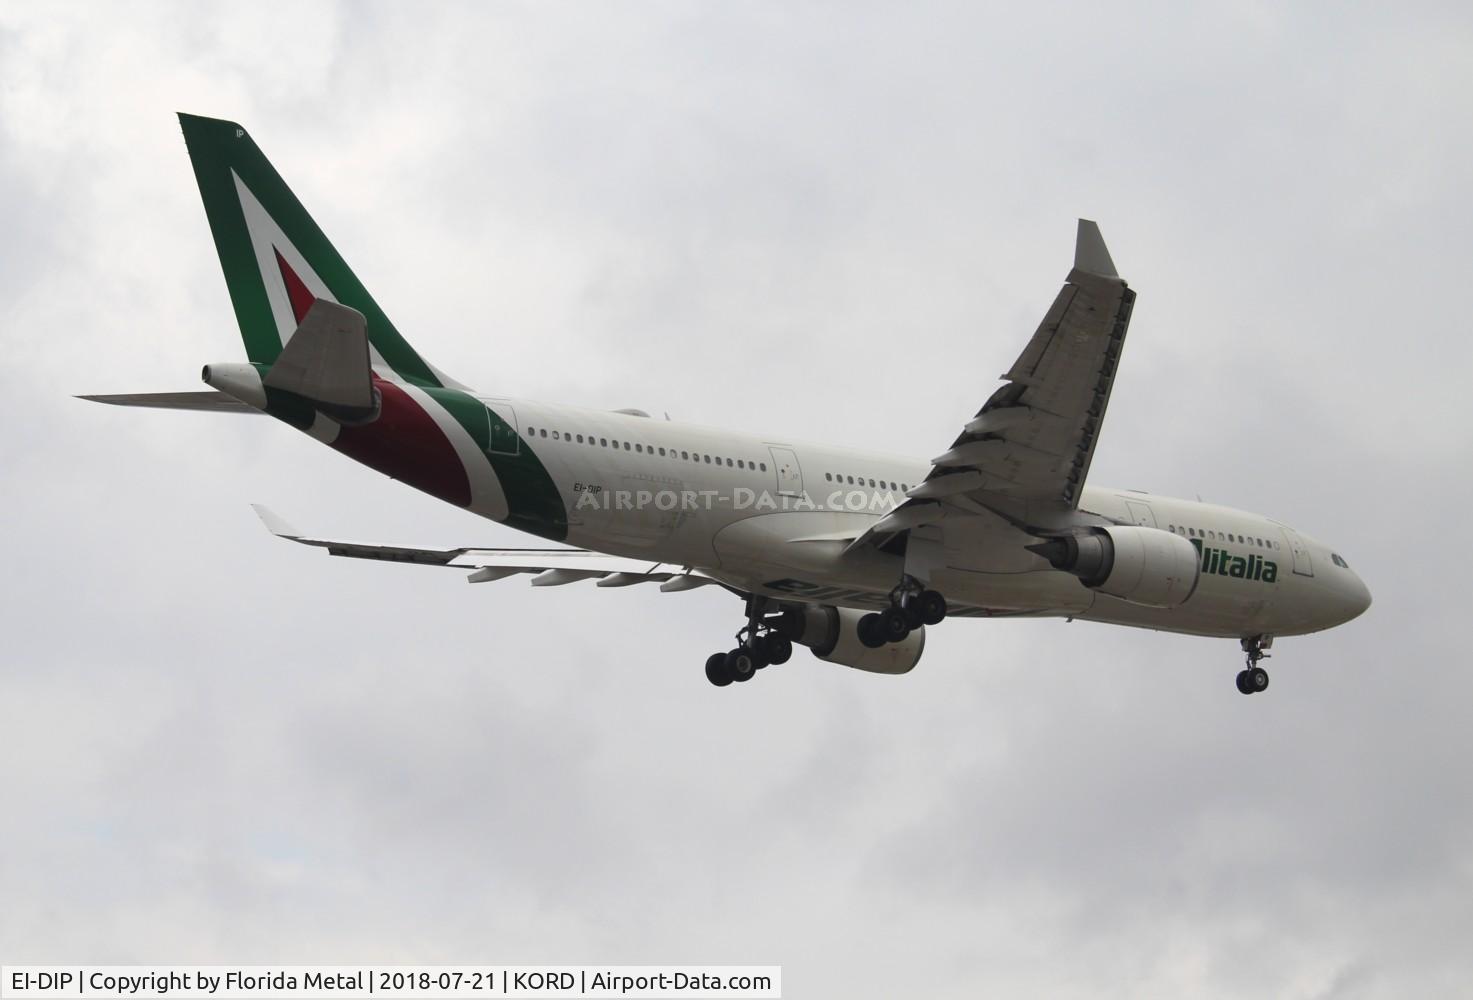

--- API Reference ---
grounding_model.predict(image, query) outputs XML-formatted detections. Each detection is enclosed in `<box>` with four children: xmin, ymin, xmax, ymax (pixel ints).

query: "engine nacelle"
<box><xmin>1033</xmin><ymin>525</ymin><xmax>1200</xmax><ymax>609</ymax></box>
<box><xmin>781</xmin><ymin>605</ymin><xmax>925</xmax><ymax>674</ymax></box>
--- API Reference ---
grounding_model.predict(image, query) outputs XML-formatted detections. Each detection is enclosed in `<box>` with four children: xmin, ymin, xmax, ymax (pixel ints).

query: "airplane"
<box><xmin>82</xmin><ymin>113</ymin><xmax>1371</xmax><ymax>695</ymax></box>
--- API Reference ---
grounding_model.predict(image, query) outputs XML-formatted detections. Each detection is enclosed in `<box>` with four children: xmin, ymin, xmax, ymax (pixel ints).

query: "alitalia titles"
<box><xmin>1192</xmin><ymin>538</ymin><xmax>1278</xmax><ymax>582</ymax></box>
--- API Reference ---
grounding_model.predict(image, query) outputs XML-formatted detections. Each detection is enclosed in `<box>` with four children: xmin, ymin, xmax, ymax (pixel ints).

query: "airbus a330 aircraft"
<box><xmin>86</xmin><ymin>114</ymin><xmax>1370</xmax><ymax>694</ymax></box>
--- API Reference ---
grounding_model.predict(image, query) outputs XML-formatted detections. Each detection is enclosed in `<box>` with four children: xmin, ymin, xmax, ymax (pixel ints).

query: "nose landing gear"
<box><xmin>1235</xmin><ymin>635</ymin><xmax>1273</xmax><ymax>695</ymax></box>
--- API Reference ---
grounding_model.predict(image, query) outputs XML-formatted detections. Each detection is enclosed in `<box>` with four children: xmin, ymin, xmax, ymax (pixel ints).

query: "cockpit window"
<box><xmin>1331</xmin><ymin>553</ymin><xmax>1349</xmax><ymax>568</ymax></box>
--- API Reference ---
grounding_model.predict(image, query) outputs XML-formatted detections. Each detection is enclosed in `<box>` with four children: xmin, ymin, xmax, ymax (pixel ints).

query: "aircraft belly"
<box><xmin>930</xmin><ymin>567</ymin><xmax>1093</xmax><ymax>614</ymax></box>
<box><xmin>1078</xmin><ymin>595</ymin><xmax>1243</xmax><ymax>637</ymax></box>
<box><xmin>712</xmin><ymin>511</ymin><xmax>899</xmax><ymax>590</ymax></box>
<box><xmin>1079</xmin><ymin>574</ymin><xmax>1302</xmax><ymax>638</ymax></box>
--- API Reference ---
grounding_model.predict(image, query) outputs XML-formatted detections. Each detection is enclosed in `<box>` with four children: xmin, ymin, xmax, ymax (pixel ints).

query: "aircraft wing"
<box><xmin>855</xmin><ymin>220</ymin><xmax>1135</xmax><ymax>549</ymax></box>
<box><xmin>251</xmin><ymin>505</ymin><xmax>719</xmax><ymax>590</ymax></box>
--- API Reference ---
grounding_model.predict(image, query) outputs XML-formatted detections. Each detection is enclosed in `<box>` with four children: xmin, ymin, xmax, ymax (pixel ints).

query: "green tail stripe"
<box><xmin>179</xmin><ymin>113</ymin><xmax>443</xmax><ymax>388</ymax></box>
<box><xmin>423</xmin><ymin>388</ymin><xmax>569</xmax><ymax>541</ymax></box>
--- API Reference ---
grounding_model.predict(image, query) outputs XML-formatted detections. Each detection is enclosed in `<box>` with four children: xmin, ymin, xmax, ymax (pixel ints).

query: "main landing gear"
<box><xmin>1235</xmin><ymin>635</ymin><xmax>1273</xmax><ymax>695</ymax></box>
<box><xmin>857</xmin><ymin>576</ymin><xmax>947</xmax><ymax>649</ymax></box>
<box><xmin>704</xmin><ymin>596</ymin><xmax>795</xmax><ymax>687</ymax></box>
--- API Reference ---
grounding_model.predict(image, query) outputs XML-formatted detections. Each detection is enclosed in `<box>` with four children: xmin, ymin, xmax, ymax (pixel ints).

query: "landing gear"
<box><xmin>1236</xmin><ymin>635</ymin><xmax>1273</xmax><ymax>695</ymax></box>
<box><xmin>1235</xmin><ymin>667</ymin><xmax>1269</xmax><ymax>694</ymax></box>
<box><xmin>880</xmin><ymin>607</ymin><xmax>912</xmax><ymax>643</ymax></box>
<box><xmin>705</xmin><ymin>652</ymin><xmax>733</xmax><ymax>687</ymax></box>
<box><xmin>727</xmin><ymin>647</ymin><xmax>757</xmax><ymax>682</ymax></box>
<box><xmin>703</xmin><ymin>584</ymin><xmax>944</xmax><ymax>686</ymax></box>
<box><xmin>857</xmin><ymin>576</ymin><xmax>948</xmax><ymax>649</ymax></box>
<box><xmin>760</xmin><ymin>633</ymin><xmax>793</xmax><ymax>665</ymax></box>
<box><xmin>704</xmin><ymin>596</ymin><xmax>793</xmax><ymax>687</ymax></box>
<box><xmin>858</xmin><ymin>613</ymin><xmax>886</xmax><ymax>649</ymax></box>
<box><xmin>916</xmin><ymin>589</ymin><xmax>948</xmax><ymax>626</ymax></box>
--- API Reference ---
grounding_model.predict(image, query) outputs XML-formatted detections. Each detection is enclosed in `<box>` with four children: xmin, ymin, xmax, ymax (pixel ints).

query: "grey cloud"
<box><xmin>3</xmin><ymin>2</ymin><xmax>1471</xmax><ymax>997</ymax></box>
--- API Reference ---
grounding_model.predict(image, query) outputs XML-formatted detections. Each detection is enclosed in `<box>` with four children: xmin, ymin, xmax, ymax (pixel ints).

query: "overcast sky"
<box><xmin>2</xmin><ymin>3</ymin><xmax>1471</xmax><ymax>997</ymax></box>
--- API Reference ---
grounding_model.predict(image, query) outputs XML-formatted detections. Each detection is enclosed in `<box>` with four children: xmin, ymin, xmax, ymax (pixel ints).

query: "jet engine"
<box><xmin>780</xmin><ymin>605</ymin><xmax>924</xmax><ymax>674</ymax></box>
<box><xmin>1031</xmin><ymin>525</ymin><xmax>1200</xmax><ymax>608</ymax></box>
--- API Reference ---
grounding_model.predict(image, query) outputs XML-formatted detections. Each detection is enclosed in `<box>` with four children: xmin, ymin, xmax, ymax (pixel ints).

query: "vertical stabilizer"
<box><xmin>178</xmin><ymin>113</ymin><xmax>455</xmax><ymax>388</ymax></box>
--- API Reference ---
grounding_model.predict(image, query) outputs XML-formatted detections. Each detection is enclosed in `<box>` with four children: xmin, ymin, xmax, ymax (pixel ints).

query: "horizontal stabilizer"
<box><xmin>78</xmin><ymin>391</ymin><xmax>262</xmax><ymax>413</ymax></box>
<box><xmin>262</xmin><ymin>299</ymin><xmax>375</xmax><ymax>411</ymax></box>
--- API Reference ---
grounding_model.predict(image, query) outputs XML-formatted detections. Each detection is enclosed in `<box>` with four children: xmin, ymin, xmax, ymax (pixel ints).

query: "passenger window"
<box><xmin>623</xmin><ymin>442</ymin><xmax>631</xmax><ymax>450</ymax></box>
<box><xmin>825</xmin><ymin>473</ymin><xmax>832</xmax><ymax>481</ymax></box>
<box><xmin>704</xmin><ymin>455</ymin><xmax>711</xmax><ymax>463</ymax></box>
<box><xmin>726</xmin><ymin>458</ymin><xmax>733</xmax><ymax>467</ymax></box>
<box><xmin>681</xmin><ymin>451</ymin><xmax>689</xmax><ymax>460</ymax></box>
<box><xmin>760</xmin><ymin>463</ymin><xmax>767</xmax><ymax>471</ymax></box>
<box><xmin>635</xmin><ymin>444</ymin><xmax>642</xmax><ymax>453</ymax></box>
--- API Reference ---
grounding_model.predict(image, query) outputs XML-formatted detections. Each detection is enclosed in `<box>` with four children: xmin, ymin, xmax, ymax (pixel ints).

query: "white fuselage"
<box><xmin>481</xmin><ymin>397</ymin><xmax>1371</xmax><ymax>641</ymax></box>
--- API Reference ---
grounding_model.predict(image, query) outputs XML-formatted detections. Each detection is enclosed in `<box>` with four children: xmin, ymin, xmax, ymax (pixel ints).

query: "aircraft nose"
<box><xmin>1341</xmin><ymin>572</ymin><xmax>1372</xmax><ymax>623</ymax></box>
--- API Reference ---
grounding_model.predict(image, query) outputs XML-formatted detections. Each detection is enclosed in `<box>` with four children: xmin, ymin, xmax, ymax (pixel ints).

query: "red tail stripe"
<box><xmin>274</xmin><ymin>247</ymin><xmax>318</xmax><ymax>324</ymax></box>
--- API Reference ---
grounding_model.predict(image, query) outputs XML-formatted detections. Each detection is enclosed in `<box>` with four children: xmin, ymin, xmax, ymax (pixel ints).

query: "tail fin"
<box><xmin>178</xmin><ymin>113</ymin><xmax>455</xmax><ymax>388</ymax></box>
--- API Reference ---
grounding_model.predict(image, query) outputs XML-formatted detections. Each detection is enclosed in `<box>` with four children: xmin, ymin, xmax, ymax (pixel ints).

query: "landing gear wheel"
<box><xmin>764</xmin><ymin>634</ymin><xmax>793</xmax><ymax>665</ymax></box>
<box><xmin>706</xmin><ymin>652</ymin><xmax>733</xmax><ymax>687</ymax></box>
<box><xmin>903</xmin><ymin>604</ymin><xmax>925</xmax><ymax>630</ymax></box>
<box><xmin>917</xmin><ymin>589</ymin><xmax>948</xmax><ymax>626</ymax></box>
<box><xmin>858</xmin><ymin>613</ymin><xmax>887</xmax><ymax>649</ymax></box>
<box><xmin>1237</xmin><ymin>635</ymin><xmax>1273</xmax><ymax>695</ymax></box>
<box><xmin>880</xmin><ymin>607</ymin><xmax>911</xmax><ymax>643</ymax></box>
<box><xmin>1235</xmin><ymin>667</ymin><xmax>1270</xmax><ymax>694</ymax></box>
<box><xmin>748</xmin><ymin>640</ymin><xmax>772</xmax><ymax>671</ymax></box>
<box><xmin>727</xmin><ymin>647</ymin><xmax>756</xmax><ymax>682</ymax></box>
